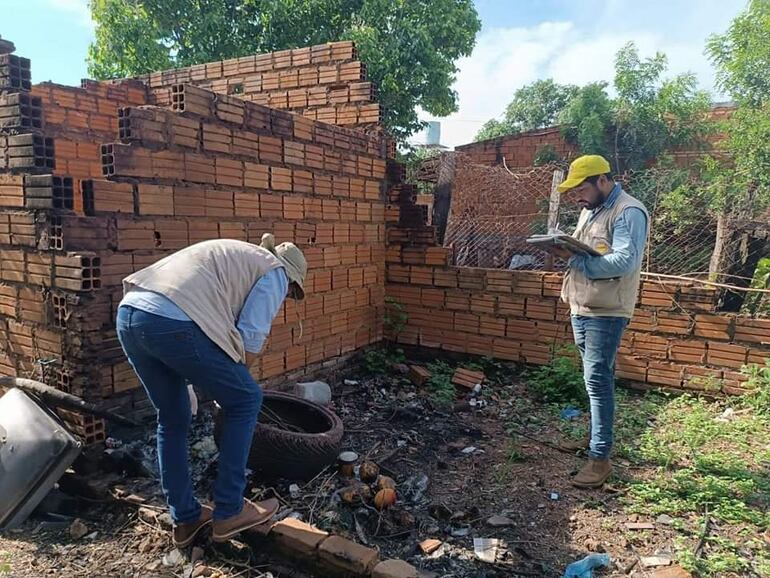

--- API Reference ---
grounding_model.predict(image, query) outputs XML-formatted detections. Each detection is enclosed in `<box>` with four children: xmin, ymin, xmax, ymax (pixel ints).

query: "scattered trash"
<box><xmin>560</xmin><ymin>407</ymin><xmax>582</xmax><ymax>421</ymax></box>
<box><xmin>419</xmin><ymin>538</ymin><xmax>443</xmax><ymax>555</ymax></box>
<box><xmin>337</xmin><ymin>451</ymin><xmax>358</xmax><ymax>477</ymax></box>
<box><xmin>373</xmin><ymin>488</ymin><xmax>397</xmax><ymax>510</ymax></box>
<box><xmin>69</xmin><ymin>518</ymin><xmax>88</xmax><ymax>540</ymax></box>
<box><xmin>293</xmin><ymin>381</ymin><xmax>332</xmax><ymax>406</ymax></box>
<box><xmin>473</xmin><ymin>538</ymin><xmax>501</xmax><ymax>563</ymax></box>
<box><xmin>343</xmin><ymin>379</ymin><xmax>359</xmax><ymax>386</ymax></box>
<box><xmin>550</xmin><ymin>492</ymin><xmax>560</xmax><ymax>501</ymax></box>
<box><xmin>656</xmin><ymin>514</ymin><xmax>675</xmax><ymax>525</ymax></box>
<box><xmin>452</xmin><ymin>368</ymin><xmax>485</xmax><ymax>390</ymax></box>
<box><xmin>402</xmin><ymin>472</ymin><xmax>429</xmax><ymax>503</ymax></box>
<box><xmin>397</xmin><ymin>440</ymin><xmax>407</xmax><ymax>448</ymax></box>
<box><xmin>641</xmin><ymin>555</ymin><xmax>673</xmax><ymax>568</ymax></box>
<box><xmin>562</xmin><ymin>553</ymin><xmax>611</xmax><ymax>578</ymax></box>
<box><xmin>716</xmin><ymin>407</ymin><xmax>736</xmax><ymax>422</ymax></box>
<box><xmin>486</xmin><ymin>515</ymin><xmax>514</xmax><ymax>527</ymax></box>
<box><xmin>288</xmin><ymin>484</ymin><xmax>301</xmax><ymax>499</ymax></box>
<box><xmin>162</xmin><ymin>549</ymin><xmax>185</xmax><ymax>568</ymax></box>
<box><xmin>472</xmin><ymin>383</ymin><xmax>482</xmax><ymax>395</ymax></box>
<box><xmin>451</xmin><ymin>527</ymin><xmax>470</xmax><ymax>537</ymax></box>
<box><xmin>105</xmin><ymin>437</ymin><xmax>123</xmax><ymax>449</ymax></box>
<box><xmin>469</xmin><ymin>398</ymin><xmax>488</xmax><ymax>409</ymax></box>
<box><xmin>359</xmin><ymin>461</ymin><xmax>380</xmax><ymax>483</ymax></box>
<box><xmin>190</xmin><ymin>436</ymin><xmax>217</xmax><ymax>460</ymax></box>
<box><xmin>375</xmin><ymin>475</ymin><xmax>396</xmax><ymax>491</ymax></box>
<box><xmin>461</xmin><ymin>446</ymin><xmax>477</xmax><ymax>454</ymax></box>
<box><xmin>626</xmin><ymin>522</ymin><xmax>655</xmax><ymax>530</ymax></box>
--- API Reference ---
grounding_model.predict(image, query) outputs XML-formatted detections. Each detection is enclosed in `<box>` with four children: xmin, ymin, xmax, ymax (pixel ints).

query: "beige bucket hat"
<box><xmin>260</xmin><ymin>233</ymin><xmax>307</xmax><ymax>300</ymax></box>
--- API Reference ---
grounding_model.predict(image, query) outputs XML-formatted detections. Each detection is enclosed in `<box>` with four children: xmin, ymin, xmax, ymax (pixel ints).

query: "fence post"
<box><xmin>545</xmin><ymin>169</ymin><xmax>565</xmax><ymax>270</ymax></box>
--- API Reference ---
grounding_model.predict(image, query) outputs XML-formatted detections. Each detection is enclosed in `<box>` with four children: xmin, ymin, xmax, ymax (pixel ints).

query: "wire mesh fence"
<box><xmin>436</xmin><ymin>155</ymin><xmax>770</xmax><ymax>314</ymax></box>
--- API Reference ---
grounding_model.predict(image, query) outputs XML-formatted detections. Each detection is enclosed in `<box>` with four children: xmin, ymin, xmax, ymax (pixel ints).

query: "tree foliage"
<box><xmin>87</xmin><ymin>0</ymin><xmax>481</xmax><ymax>139</ymax></box>
<box><xmin>705</xmin><ymin>0</ymin><xmax>770</xmax><ymax>211</ymax></box>
<box><xmin>474</xmin><ymin>43</ymin><xmax>712</xmax><ymax>172</ymax></box>
<box><xmin>473</xmin><ymin>79</ymin><xmax>577</xmax><ymax>141</ymax></box>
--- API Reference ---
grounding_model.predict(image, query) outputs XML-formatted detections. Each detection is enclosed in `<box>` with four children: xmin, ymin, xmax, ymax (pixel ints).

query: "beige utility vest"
<box><xmin>122</xmin><ymin>239</ymin><xmax>283</xmax><ymax>363</ymax></box>
<box><xmin>561</xmin><ymin>190</ymin><xmax>649</xmax><ymax>318</ymax></box>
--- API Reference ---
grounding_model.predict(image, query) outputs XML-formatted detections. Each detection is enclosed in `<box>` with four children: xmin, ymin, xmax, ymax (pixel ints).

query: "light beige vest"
<box><xmin>122</xmin><ymin>239</ymin><xmax>283</xmax><ymax>362</ymax></box>
<box><xmin>561</xmin><ymin>190</ymin><xmax>649</xmax><ymax>318</ymax></box>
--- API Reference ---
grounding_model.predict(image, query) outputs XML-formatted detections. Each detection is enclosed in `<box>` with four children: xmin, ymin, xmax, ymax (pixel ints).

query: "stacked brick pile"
<box><xmin>0</xmin><ymin>41</ymin><xmax>110</xmax><ymax>442</ymax></box>
<box><xmin>139</xmin><ymin>42</ymin><xmax>380</xmax><ymax>128</ymax></box>
<box><xmin>0</xmin><ymin>38</ymin><xmax>389</xmax><ymax>436</ymax></box>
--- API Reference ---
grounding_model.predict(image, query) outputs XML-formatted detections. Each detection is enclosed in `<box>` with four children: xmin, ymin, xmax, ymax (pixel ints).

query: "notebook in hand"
<box><xmin>526</xmin><ymin>233</ymin><xmax>602</xmax><ymax>257</ymax></box>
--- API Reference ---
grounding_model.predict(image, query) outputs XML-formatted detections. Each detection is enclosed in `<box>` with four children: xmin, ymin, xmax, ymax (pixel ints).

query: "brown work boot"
<box><xmin>173</xmin><ymin>505</ymin><xmax>213</xmax><ymax>548</ymax></box>
<box><xmin>571</xmin><ymin>458</ymin><xmax>612</xmax><ymax>489</ymax></box>
<box><xmin>559</xmin><ymin>432</ymin><xmax>590</xmax><ymax>451</ymax></box>
<box><xmin>212</xmin><ymin>498</ymin><xmax>279</xmax><ymax>542</ymax></box>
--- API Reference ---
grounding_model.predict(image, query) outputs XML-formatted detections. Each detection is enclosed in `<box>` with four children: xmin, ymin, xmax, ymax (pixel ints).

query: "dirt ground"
<box><xmin>1</xmin><ymin>351</ymin><xmax>767</xmax><ymax>578</ymax></box>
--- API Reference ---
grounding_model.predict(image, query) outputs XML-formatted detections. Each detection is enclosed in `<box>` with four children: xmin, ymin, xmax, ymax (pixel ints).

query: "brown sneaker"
<box><xmin>173</xmin><ymin>505</ymin><xmax>213</xmax><ymax>548</ymax></box>
<box><xmin>571</xmin><ymin>458</ymin><xmax>612</xmax><ymax>489</ymax></box>
<box><xmin>212</xmin><ymin>498</ymin><xmax>279</xmax><ymax>542</ymax></box>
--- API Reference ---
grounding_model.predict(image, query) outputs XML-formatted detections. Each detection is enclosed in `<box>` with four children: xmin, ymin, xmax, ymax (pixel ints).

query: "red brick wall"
<box><xmin>454</xmin><ymin>127</ymin><xmax>577</xmax><ymax>168</ymax></box>
<box><xmin>0</xmin><ymin>41</ymin><xmax>389</xmax><ymax>432</ymax></box>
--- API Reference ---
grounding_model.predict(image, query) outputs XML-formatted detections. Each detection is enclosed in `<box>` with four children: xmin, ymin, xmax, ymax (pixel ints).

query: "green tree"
<box><xmin>474</xmin><ymin>118</ymin><xmax>508</xmax><ymax>141</ymax></box>
<box><xmin>700</xmin><ymin>0</ymin><xmax>770</xmax><ymax>308</ymax></box>
<box><xmin>473</xmin><ymin>79</ymin><xmax>577</xmax><ymax>141</ymax></box>
<box><xmin>87</xmin><ymin>0</ymin><xmax>481</xmax><ymax>139</ymax></box>
<box><xmin>558</xmin><ymin>81</ymin><xmax>613</xmax><ymax>158</ymax></box>
<box><xmin>611</xmin><ymin>43</ymin><xmax>712</xmax><ymax>172</ymax></box>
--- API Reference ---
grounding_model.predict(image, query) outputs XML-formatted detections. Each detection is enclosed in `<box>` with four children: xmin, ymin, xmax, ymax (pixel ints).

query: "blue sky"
<box><xmin>1</xmin><ymin>0</ymin><xmax>749</xmax><ymax>147</ymax></box>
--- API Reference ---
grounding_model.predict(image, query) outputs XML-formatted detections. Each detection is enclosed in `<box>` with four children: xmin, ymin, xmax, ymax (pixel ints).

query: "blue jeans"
<box><xmin>116</xmin><ymin>306</ymin><xmax>263</xmax><ymax>523</ymax></box>
<box><xmin>570</xmin><ymin>315</ymin><xmax>629</xmax><ymax>460</ymax></box>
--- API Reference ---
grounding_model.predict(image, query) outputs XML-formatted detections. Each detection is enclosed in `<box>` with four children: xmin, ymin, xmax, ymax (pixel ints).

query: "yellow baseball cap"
<box><xmin>557</xmin><ymin>155</ymin><xmax>611</xmax><ymax>192</ymax></box>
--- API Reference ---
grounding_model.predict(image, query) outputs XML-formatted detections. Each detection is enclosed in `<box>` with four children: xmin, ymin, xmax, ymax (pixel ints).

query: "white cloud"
<box><xmin>47</xmin><ymin>0</ymin><xmax>93</xmax><ymax>28</ymax></box>
<box><xmin>415</xmin><ymin>0</ymin><xmax>745</xmax><ymax>149</ymax></box>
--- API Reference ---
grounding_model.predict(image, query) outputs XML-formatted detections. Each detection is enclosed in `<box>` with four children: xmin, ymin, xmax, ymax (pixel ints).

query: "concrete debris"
<box><xmin>486</xmin><ymin>515</ymin><xmax>515</xmax><ymax>527</ymax></box>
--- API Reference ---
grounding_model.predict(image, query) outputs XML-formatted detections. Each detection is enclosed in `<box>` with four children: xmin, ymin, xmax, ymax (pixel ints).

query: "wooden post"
<box><xmin>545</xmin><ymin>169</ymin><xmax>564</xmax><ymax>271</ymax></box>
<box><xmin>433</xmin><ymin>152</ymin><xmax>456</xmax><ymax>246</ymax></box>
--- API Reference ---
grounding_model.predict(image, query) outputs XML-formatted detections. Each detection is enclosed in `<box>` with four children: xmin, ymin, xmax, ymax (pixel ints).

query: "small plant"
<box><xmin>426</xmin><ymin>360</ymin><xmax>456</xmax><ymax>409</ymax></box>
<box><xmin>527</xmin><ymin>345</ymin><xmax>586</xmax><ymax>404</ymax></box>
<box><xmin>384</xmin><ymin>297</ymin><xmax>408</xmax><ymax>337</ymax></box>
<box><xmin>740</xmin><ymin>360</ymin><xmax>770</xmax><ymax>413</ymax></box>
<box><xmin>362</xmin><ymin>347</ymin><xmax>405</xmax><ymax>375</ymax></box>
<box><xmin>533</xmin><ymin>143</ymin><xmax>561</xmax><ymax>166</ymax></box>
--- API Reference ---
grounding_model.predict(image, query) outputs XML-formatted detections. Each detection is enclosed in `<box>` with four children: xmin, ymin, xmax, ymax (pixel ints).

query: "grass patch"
<box><xmin>617</xmin><ymin>394</ymin><xmax>770</xmax><ymax>576</ymax></box>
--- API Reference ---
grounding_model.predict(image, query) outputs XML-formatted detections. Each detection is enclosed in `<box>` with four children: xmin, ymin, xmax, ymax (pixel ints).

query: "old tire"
<box><xmin>214</xmin><ymin>391</ymin><xmax>343</xmax><ymax>481</ymax></box>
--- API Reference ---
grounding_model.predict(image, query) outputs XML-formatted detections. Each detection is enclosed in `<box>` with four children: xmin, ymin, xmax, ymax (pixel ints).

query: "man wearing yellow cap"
<box><xmin>556</xmin><ymin>155</ymin><xmax>649</xmax><ymax>488</ymax></box>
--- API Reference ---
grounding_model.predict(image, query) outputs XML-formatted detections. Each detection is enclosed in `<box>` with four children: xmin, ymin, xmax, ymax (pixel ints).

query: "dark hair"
<box><xmin>585</xmin><ymin>173</ymin><xmax>612</xmax><ymax>185</ymax></box>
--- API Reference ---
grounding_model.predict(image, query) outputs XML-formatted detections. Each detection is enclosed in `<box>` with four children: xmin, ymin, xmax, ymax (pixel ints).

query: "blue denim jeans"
<box><xmin>570</xmin><ymin>315</ymin><xmax>629</xmax><ymax>460</ymax></box>
<box><xmin>116</xmin><ymin>306</ymin><xmax>263</xmax><ymax>523</ymax></box>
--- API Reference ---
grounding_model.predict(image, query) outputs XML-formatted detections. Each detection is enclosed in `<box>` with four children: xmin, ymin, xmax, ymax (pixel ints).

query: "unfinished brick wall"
<box><xmin>140</xmin><ymin>42</ymin><xmax>380</xmax><ymax>128</ymax></box>
<box><xmin>0</xmin><ymin>40</ymin><xmax>388</xmax><ymax>432</ymax></box>
<box><xmin>455</xmin><ymin>127</ymin><xmax>577</xmax><ymax>168</ymax></box>
<box><xmin>385</xmin><ymin>154</ymin><xmax>770</xmax><ymax>396</ymax></box>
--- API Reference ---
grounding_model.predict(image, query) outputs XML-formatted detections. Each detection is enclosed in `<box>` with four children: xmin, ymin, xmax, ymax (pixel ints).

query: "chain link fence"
<box><xmin>429</xmin><ymin>154</ymin><xmax>770</xmax><ymax>314</ymax></box>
